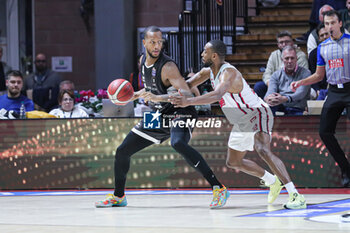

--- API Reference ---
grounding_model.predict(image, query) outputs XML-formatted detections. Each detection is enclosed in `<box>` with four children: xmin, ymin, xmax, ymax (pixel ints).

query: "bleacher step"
<box><xmin>247</xmin><ymin>23</ymin><xmax>309</xmax><ymax>35</ymax></box>
<box><xmin>236</xmin><ymin>33</ymin><xmax>304</xmax><ymax>42</ymax></box>
<box><xmin>226</xmin><ymin>53</ymin><xmax>270</xmax><ymax>62</ymax></box>
<box><xmin>249</xmin><ymin>15</ymin><xmax>309</xmax><ymax>23</ymax></box>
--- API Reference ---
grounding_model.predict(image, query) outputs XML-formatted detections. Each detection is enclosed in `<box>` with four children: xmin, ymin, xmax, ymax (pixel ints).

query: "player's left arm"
<box><xmin>170</xmin><ymin>68</ymin><xmax>238</xmax><ymax>107</ymax></box>
<box><xmin>143</xmin><ymin>62</ymin><xmax>192</xmax><ymax>102</ymax></box>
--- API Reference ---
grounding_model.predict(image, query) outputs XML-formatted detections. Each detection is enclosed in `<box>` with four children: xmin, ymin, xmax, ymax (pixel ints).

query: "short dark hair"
<box><xmin>277</xmin><ymin>31</ymin><xmax>292</xmax><ymax>40</ymax></box>
<box><xmin>6</xmin><ymin>70</ymin><xmax>23</xmax><ymax>80</ymax></box>
<box><xmin>58</xmin><ymin>89</ymin><xmax>75</xmax><ymax>104</ymax></box>
<box><xmin>143</xmin><ymin>26</ymin><xmax>162</xmax><ymax>39</ymax></box>
<box><xmin>324</xmin><ymin>10</ymin><xmax>341</xmax><ymax>22</ymax></box>
<box><xmin>316</xmin><ymin>23</ymin><xmax>326</xmax><ymax>36</ymax></box>
<box><xmin>208</xmin><ymin>40</ymin><xmax>226</xmax><ymax>59</ymax></box>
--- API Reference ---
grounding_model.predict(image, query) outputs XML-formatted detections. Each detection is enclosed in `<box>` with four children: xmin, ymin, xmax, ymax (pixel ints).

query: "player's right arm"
<box><xmin>290</xmin><ymin>65</ymin><xmax>325</xmax><ymax>92</ymax></box>
<box><xmin>170</xmin><ymin>68</ymin><xmax>239</xmax><ymax>107</ymax></box>
<box><xmin>186</xmin><ymin>68</ymin><xmax>211</xmax><ymax>89</ymax></box>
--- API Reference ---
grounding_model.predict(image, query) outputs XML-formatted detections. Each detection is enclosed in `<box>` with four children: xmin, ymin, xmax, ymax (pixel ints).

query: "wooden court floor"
<box><xmin>0</xmin><ymin>189</ymin><xmax>350</xmax><ymax>233</ymax></box>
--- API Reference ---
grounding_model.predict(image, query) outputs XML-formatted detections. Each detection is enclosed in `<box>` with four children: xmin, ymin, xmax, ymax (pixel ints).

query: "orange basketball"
<box><xmin>107</xmin><ymin>79</ymin><xmax>134</xmax><ymax>105</ymax></box>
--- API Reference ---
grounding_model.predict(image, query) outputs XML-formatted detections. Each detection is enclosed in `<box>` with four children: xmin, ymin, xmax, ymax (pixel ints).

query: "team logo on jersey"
<box><xmin>219</xmin><ymin>98</ymin><xmax>226</xmax><ymax>107</ymax></box>
<box><xmin>328</xmin><ymin>59</ymin><xmax>344</xmax><ymax>69</ymax></box>
<box><xmin>143</xmin><ymin>110</ymin><xmax>161</xmax><ymax>129</ymax></box>
<box><xmin>152</xmin><ymin>67</ymin><xmax>157</xmax><ymax>77</ymax></box>
<box><xmin>250</xmin><ymin>116</ymin><xmax>257</xmax><ymax>123</ymax></box>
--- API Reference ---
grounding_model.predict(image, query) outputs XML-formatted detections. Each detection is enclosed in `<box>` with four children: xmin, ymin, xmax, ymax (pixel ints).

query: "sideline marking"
<box><xmin>0</xmin><ymin>189</ymin><xmax>286</xmax><ymax>197</ymax></box>
<box><xmin>240</xmin><ymin>199</ymin><xmax>350</xmax><ymax>218</ymax></box>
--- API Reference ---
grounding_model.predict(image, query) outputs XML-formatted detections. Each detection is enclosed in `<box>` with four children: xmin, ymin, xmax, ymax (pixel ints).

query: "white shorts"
<box><xmin>228</xmin><ymin>107</ymin><xmax>273</xmax><ymax>152</ymax></box>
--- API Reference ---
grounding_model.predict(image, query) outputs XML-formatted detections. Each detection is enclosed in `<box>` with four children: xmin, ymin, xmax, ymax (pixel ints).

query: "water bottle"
<box><xmin>20</xmin><ymin>102</ymin><xmax>26</xmax><ymax>119</ymax></box>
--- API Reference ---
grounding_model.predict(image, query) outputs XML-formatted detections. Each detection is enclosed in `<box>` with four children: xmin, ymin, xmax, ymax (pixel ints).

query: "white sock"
<box><xmin>261</xmin><ymin>170</ymin><xmax>275</xmax><ymax>186</ymax></box>
<box><xmin>285</xmin><ymin>182</ymin><xmax>298</xmax><ymax>194</ymax></box>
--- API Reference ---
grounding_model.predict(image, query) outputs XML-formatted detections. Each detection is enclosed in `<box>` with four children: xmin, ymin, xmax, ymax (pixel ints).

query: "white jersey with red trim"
<box><xmin>210</xmin><ymin>63</ymin><xmax>270</xmax><ymax>124</ymax></box>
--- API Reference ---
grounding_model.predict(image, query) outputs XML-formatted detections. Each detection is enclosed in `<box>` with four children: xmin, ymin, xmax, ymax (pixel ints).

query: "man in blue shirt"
<box><xmin>291</xmin><ymin>10</ymin><xmax>350</xmax><ymax>187</ymax></box>
<box><xmin>0</xmin><ymin>70</ymin><xmax>34</xmax><ymax>114</ymax></box>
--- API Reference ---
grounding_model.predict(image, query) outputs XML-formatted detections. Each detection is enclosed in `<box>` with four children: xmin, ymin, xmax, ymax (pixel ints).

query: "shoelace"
<box><xmin>289</xmin><ymin>193</ymin><xmax>298</xmax><ymax>202</ymax></box>
<box><xmin>212</xmin><ymin>189</ymin><xmax>220</xmax><ymax>202</ymax></box>
<box><xmin>106</xmin><ymin>194</ymin><xmax>115</xmax><ymax>200</ymax></box>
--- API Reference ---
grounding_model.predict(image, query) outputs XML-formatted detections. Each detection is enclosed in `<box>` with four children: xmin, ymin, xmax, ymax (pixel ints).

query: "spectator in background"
<box><xmin>49</xmin><ymin>89</ymin><xmax>88</xmax><ymax>118</ymax></box>
<box><xmin>308</xmin><ymin>23</ymin><xmax>329</xmax><ymax>98</ymax></box>
<box><xmin>23</xmin><ymin>53</ymin><xmax>62</xmax><ymax>112</ymax></box>
<box><xmin>264</xmin><ymin>46</ymin><xmax>311</xmax><ymax>116</ymax></box>
<box><xmin>307</xmin><ymin>4</ymin><xmax>334</xmax><ymax>55</ymax></box>
<box><xmin>297</xmin><ymin>0</ymin><xmax>345</xmax><ymax>42</ymax></box>
<box><xmin>0</xmin><ymin>70</ymin><xmax>34</xmax><ymax>114</ymax></box>
<box><xmin>59</xmin><ymin>80</ymin><xmax>75</xmax><ymax>92</ymax></box>
<box><xmin>309</xmin><ymin>1</ymin><xmax>345</xmax><ymax>29</ymax></box>
<box><xmin>339</xmin><ymin>0</ymin><xmax>350</xmax><ymax>32</ymax></box>
<box><xmin>0</xmin><ymin>47</ymin><xmax>12</xmax><ymax>96</ymax></box>
<box><xmin>128</xmin><ymin>54</ymin><xmax>144</xmax><ymax>92</ymax></box>
<box><xmin>254</xmin><ymin>31</ymin><xmax>309</xmax><ymax>99</ymax></box>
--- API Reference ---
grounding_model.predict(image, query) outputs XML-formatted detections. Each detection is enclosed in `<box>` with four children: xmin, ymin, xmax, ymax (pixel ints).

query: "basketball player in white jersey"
<box><xmin>170</xmin><ymin>40</ymin><xmax>306</xmax><ymax>209</ymax></box>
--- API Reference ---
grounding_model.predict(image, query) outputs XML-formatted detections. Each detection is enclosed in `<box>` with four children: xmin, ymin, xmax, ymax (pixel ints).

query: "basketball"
<box><xmin>107</xmin><ymin>79</ymin><xmax>134</xmax><ymax>105</ymax></box>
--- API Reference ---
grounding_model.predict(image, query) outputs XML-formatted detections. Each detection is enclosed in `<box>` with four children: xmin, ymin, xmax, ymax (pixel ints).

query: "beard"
<box><xmin>203</xmin><ymin>59</ymin><xmax>213</xmax><ymax>68</ymax></box>
<box><xmin>147</xmin><ymin>48</ymin><xmax>160</xmax><ymax>59</ymax></box>
<box><xmin>8</xmin><ymin>88</ymin><xmax>20</xmax><ymax>97</ymax></box>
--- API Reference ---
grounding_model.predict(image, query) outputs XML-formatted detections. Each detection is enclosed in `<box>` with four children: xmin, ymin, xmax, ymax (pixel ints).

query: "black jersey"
<box><xmin>140</xmin><ymin>52</ymin><xmax>196</xmax><ymax>116</ymax></box>
<box><xmin>141</xmin><ymin>52</ymin><xmax>172</xmax><ymax>96</ymax></box>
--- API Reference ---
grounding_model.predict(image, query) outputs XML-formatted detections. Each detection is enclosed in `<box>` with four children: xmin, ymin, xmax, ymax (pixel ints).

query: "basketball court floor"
<box><xmin>1</xmin><ymin>189</ymin><xmax>350</xmax><ymax>233</ymax></box>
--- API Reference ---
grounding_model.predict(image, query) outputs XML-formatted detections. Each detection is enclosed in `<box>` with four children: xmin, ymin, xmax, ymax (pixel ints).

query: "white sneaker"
<box><xmin>283</xmin><ymin>192</ymin><xmax>306</xmax><ymax>209</ymax></box>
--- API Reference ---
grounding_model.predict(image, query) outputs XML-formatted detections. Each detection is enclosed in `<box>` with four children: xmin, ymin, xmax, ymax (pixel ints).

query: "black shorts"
<box><xmin>131</xmin><ymin>107</ymin><xmax>197</xmax><ymax>144</ymax></box>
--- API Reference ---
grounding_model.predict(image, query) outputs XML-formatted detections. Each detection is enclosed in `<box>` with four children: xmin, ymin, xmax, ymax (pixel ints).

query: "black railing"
<box><xmin>167</xmin><ymin>0</ymin><xmax>249</xmax><ymax>75</ymax></box>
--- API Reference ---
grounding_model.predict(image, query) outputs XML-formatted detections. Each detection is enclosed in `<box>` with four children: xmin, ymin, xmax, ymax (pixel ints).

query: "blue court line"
<box><xmin>240</xmin><ymin>199</ymin><xmax>350</xmax><ymax>218</ymax></box>
<box><xmin>0</xmin><ymin>189</ymin><xmax>287</xmax><ymax>197</ymax></box>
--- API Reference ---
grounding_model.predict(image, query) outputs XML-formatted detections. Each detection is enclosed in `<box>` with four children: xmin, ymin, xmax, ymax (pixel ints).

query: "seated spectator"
<box><xmin>0</xmin><ymin>47</ymin><xmax>12</xmax><ymax>96</ymax></box>
<box><xmin>307</xmin><ymin>4</ymin><xmax>334</xmax><ymax>55</ymax></box>
<box><xmin>59</xmin><ymin>80</ymin><xmax>75</xmax><ymax>92</ymax></box>
<box><xmin>339</xmin><ymin>0</ymin><xmax>350</xmax><ymax>32</ymax></box>
<box><xmin>254</xmin><ymin>31</ymin><xmax>309</xmax><ymax>99</ymax></box>
<box><xmin>308</xmin><ymin>23</ymin><xmax>329</xmax><ymax>95</ymax></box>
<box><xmin>23</xmin><ymin>53</ymin><xmax>62</xmax><ymax>112</ymax></box>
<box><xmin>49</xmin><ymin>80</ymin><xmax>77</xmax><ymax>110</ymax></box>
<box><xmin>0</xmin><ymin>70</ymin><xmax>34</xmax><ymax>114</ymax></box>
<box><xmin>264</xmin><ymin>46</ymin><xmax>311</xmax><ymax>116</ymax></box>
<box><xmin>49</xmin><ymin>90</ymin><xmax>88</xmax><ymax>118</ymax></box>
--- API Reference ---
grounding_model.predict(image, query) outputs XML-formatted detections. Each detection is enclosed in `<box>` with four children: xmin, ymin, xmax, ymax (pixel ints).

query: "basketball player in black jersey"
<box><xmin>95</xmin><ymin>26</ymin><xmax>229</xmax><ymax>208</ymax></box>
